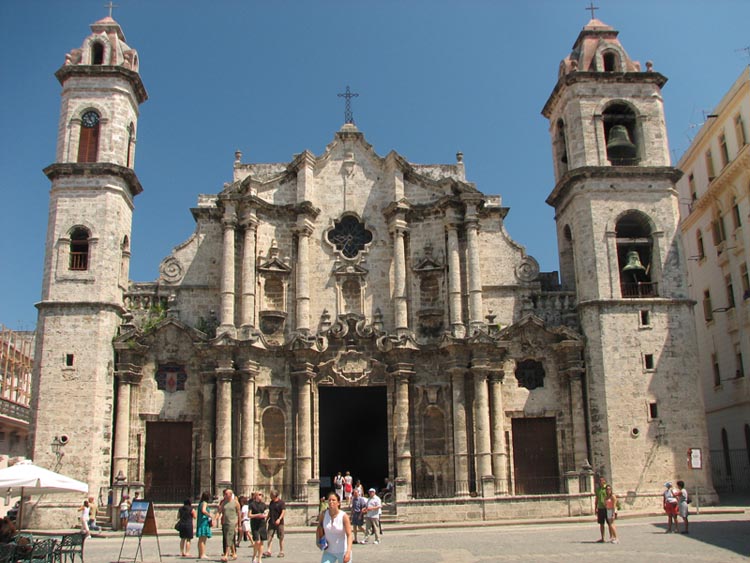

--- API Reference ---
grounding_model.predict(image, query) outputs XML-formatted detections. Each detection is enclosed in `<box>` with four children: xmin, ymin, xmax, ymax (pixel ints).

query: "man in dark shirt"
<box><xmin>264</xmin><ymin>489</ymin><xmax>286</xmax><ymax>557</ymax></box>
<box><xmin>248</xmin><ymin>491</ymin><xmax>269</xmax><ymax>563</ymax></box>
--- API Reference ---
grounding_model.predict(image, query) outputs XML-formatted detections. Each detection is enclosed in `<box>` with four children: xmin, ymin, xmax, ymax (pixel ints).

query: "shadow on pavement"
<box><xmin>649</xmin><ymin>519</ymin><xmax>750</xmax><ymax>557</ymax></box>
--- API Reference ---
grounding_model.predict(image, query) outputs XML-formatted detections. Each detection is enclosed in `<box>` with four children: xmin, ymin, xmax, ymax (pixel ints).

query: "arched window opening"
<box><xmin>69</xmin><ymin>228</ymin><xmax>90</xmax><ymax>271</ymax></box>
<box><xmin>616</xmin><ymin>212</ymin><xmax>657</xmax><ymax>297</ymax></box>
<box><xmin>264</xmin><ymin>278</ymin><xmax>284</xmax><ymax>311</ymax></box>
<box><xmin>602</xmin><ymin>51</ymin><xmax>619</xmax><ymax>72</ymax></box>
<box><xmin>423</xmin><ymin>407</ymin><xmax>446</xmax><ymax>455</ymax></box>
<box><xmin>341</xmin><ymin>278</ymin><xmax>361</xmax><ymax>314</ymax></box>
<box><xmin>721</xmin><ymin>428</ymin><xmax>733</xmax><ymax>478</ymax></box>
<box><xmin>126</xmin><ymin>123</ymin><xmax>135</xmax><ymax>167</ymax></box>
<box><xmin>555</xmin><ymin>119</ymin><xmax>569</xmax><ymax>176</ymax></box>
<box><xmin>91</xmin><ymin>42</ymin><xmax>104</xmax><ymax>65</ymax></box>
<box><xmin>77</xmin><ymin>111</ymin><xmax>100</xmax><ymax>163</ymax></box>
<box><xmin>559</xmin><ymin>224</ymin><xmax>576</xmax><ymax>291</ymax></box>
<box><xmin>261</xmin><ymin>408</ymin><xmax>285</xmax><ymax>459</ymax></box>
<box><xmin>603</xmin><ymin>103</ymin><xmax>639</xmax><ymax>166</ymax></box>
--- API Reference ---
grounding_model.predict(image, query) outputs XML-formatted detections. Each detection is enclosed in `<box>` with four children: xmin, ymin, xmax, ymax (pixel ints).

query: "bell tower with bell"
<box><xmin>30</xmin><ymin>11</ymin><xmax>147</xmax><ymax>524</ymax></box>
<box><xmin>542</xmin><ymin>17</ymin><xmax>716</xmax><ymax>504</ymax></box>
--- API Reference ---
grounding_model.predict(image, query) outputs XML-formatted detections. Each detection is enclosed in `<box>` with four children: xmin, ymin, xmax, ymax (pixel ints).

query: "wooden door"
<box><xmin>511</xmin><ymin>417</ymin><xmax>560</xmax><ymax>494</ymax></box>
<box><xmin>144</xmin><ymin>421</ymin><xmax>192</xmax><ymax>502</ymax></box>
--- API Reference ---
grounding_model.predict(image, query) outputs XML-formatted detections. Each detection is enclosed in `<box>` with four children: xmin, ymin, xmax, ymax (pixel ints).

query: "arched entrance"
<box><xmin>318</xmin><ymin>386</ymin><xmax>388</xmax><ymax>495</ymax></box>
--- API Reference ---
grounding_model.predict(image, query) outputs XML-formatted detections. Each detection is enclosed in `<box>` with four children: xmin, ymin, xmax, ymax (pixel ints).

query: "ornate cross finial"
<box><xmin>585</xmin><ymin>2</ymin><xmax>599</xmax><ymax>19</ymax></box>
<box><xmin>337</xmin><ymin>85</ymin><xmax>359</xmax><ymax>125</ymax></box>
<box><xmin>105</xmin><ymin>1</ymin><xmax>118</xmax><ymax>18</ymax></box>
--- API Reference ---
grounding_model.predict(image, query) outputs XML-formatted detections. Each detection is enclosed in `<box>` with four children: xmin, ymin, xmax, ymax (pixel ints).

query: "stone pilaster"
<box><xmin>463</xmin><ymin>199</ymin><xmax>484</xmax><ymax>331</ymax></box>
<box><xmin>391</xmin><ymin>364</ymin><xmax>414</xmax><ymax>497</ymax></box>
<box><xmin>293</xmin><ymin>364</ymin><xmax>315</xmax><ymax>498</ymax></box>
<box><xmin>240</xmin><ymin>208</ymin><xmax>258</xmax><ymax>333</ymax></box>
<box><xmin>112</xmin><ymin>369</ymin><xmax>139</xmax><ymax>480</ymax></box>
<box><xmin>471</xmin><ymin>365</ymin><xmax>493</xmax><ymax>491</ymax></box>
<box><xmin>489</xmin><ymin>369</ymin><xmax>508</xmax><ymax>494</ymax></box>
<box><xmin>295</xmin><ymin>220</ymin><xmax>314</xmax><ymax>333</ymax></box>
<box><xmin>214</xmin><ymin>360</ymin><xmax>234</xmax><ymax>490</ymax></box>
<box><xmin>391</xmin><ymin>224</ymin><xmax>409</xmax><ymax>333</ymax></box>
<box><xmin>238</xmin><ymin>361</ymin><xmax>258</xmax><ymax>495</ymax></box>
<box><xmin>450</xmin><ymin>366</ymin><xmax>470</xmax><ymax>497</ymax></box>
<box><xmin>558</xmin><ymin>344</ymin><xmax>587</xmax><ymax>470</ymax></box>
<box><xmin>200</xmin><ymin>370</ymin><xmax>216</xmax><ymax>494</ymax></box>
<box><xmin>219</xmin><ymin>204</ymin><xmax>237</xmax><ymax>334</ymax></box>
<box><xmin>445</xmin><ymin>209</ymin><xmax>464</xmax><ymax>337</ymax></box>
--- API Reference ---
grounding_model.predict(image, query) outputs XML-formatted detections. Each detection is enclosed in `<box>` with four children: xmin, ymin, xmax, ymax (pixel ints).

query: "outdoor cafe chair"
<box><xmin>0</xmin><ymin>543</ymin><xmax>16</xmax><ymax>563</ymax></box>
<box><xmin>56</xmin><ymin>533</ymin><xmax>85</xmax><ymax>563</ymax></box>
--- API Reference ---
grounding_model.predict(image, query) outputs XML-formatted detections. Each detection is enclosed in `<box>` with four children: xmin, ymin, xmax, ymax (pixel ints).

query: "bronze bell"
<box><xmin>622</xmin><ymin>250</ymin><xmax>646</xmax><ymax>274</ymax></box>
<box><xmin>606</xmin><ymin>124</ymin><xmax>637</xmax><ymax>162</ymax></box>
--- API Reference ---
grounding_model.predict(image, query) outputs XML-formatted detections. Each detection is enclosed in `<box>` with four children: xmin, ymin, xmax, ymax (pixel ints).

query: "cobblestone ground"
<box><xmin>82</xmin><ymin>512</ymin><xmax>748</xmax><ymax>563</ymax></box>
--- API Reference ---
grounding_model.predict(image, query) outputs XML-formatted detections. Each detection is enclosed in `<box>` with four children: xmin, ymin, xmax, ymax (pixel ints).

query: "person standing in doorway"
<box><xmin>316</xmin><ymin>491</ymin><xmax>353</xmax><ymax>563</ymax></box>
<box><xmin>196</xmin><ymin>492</ymin><xmax>213</xmax><ymax>560</ymax></box>
<box><xmin>343</xmin><ymin>472</ymin><xmax>353</xmax><ymax>505</ymax></box>
<box><xmin>333</xmin><ymin>472</ymin><xmax>344</xmax><ymax>502</ymax></box>
<box><xmin>265</xmin><ymin>489</ymin><xmax>286</xmax><ymax>557</ymax></box>
<box><xmin>675</xmin><ymin>480</ymin><xmax>689</xmax><ymax>534</ymax></box>
<box><xmin>362</xmin><ymin>488</ymin><xmax>381</xmax><ymax>545</ymax></box>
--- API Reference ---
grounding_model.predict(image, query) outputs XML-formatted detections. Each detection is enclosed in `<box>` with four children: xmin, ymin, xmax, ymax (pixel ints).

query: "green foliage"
<box><xmin>141</xmin><ymin>302</ymin><xmax>167</xmax><ymax>334</ymax></box>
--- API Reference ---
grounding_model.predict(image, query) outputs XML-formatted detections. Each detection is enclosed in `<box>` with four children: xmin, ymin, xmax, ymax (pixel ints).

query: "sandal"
<box><xmin>277</xmin><ymin>553</ymin><xmax>285</xmax><ymax>558</ymax></box>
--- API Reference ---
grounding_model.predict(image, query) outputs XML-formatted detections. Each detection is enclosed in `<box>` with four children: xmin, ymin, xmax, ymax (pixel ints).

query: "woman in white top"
<box><xmin>316</xmin><ymin>492</ymin><xmax>353</xmax><ymax>563</ymax></box>
<box><xmin>80</xmin><ymin>500</ymin><xmax>91</xmax><ymax>536</ymax></box>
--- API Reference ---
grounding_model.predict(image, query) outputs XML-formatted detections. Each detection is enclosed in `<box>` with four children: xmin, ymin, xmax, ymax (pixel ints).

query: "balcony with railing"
<box><xmin>620</xmin><ymin>281</ymin><xmax>659</xmax><ymax>298</ymax></box>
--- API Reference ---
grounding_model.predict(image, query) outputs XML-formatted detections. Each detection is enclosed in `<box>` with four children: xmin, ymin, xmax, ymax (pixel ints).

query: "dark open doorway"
<box><xmin>318</xmin><ymin>386</ymin><xmax>388</xmax><ymax>496</ymax></box>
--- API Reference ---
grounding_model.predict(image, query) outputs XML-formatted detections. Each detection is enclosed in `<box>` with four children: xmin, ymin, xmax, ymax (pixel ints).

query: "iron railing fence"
<box><xmin>710</xmin><ymin>448</ymin><xmax>750</xmax><ymax>492</ymax></box>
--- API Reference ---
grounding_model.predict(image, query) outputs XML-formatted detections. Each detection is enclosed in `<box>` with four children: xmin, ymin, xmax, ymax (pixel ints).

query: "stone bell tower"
<box><xmin>30</xmin><ymin>14</ymin><xmax>147</xmax><ymax>515</ymax></box>
<box><xmin>542</xmin><ymin>18</ymin><xmax>716</xmax><ymax>504</ymax></box>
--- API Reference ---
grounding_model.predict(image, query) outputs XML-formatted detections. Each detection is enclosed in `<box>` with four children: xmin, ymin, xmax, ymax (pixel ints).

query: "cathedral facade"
<box><xmin>30</xmin><ymin>15</ymin><xmax>716</xmax><ymax>525</ymax></box>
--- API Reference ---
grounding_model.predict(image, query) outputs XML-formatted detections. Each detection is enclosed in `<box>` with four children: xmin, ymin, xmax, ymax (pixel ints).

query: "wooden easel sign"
<box><xmin>118</xmin><ymin>500</ymin><xmax>162</xmax><ymax>562</ymax></box>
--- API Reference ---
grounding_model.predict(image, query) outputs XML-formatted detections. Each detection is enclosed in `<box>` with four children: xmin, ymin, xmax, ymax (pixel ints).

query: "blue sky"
<box><xmin>1</xmin><ymin>0</ymin><xmax>749</xmax><ymax>331</ymax></box>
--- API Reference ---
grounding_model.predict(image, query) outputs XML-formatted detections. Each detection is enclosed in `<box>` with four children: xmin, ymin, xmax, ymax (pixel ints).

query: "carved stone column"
<box><xmin>391</xmin><ymin>225</ymin><xmax>409</xmax><ymax>333</ymax></box>
<box><xmin>293</xmin><ymin>364</ymin><xmax>315</xmax><ymax>498</ymax></box>
<box><xmin>240</xmin><ymin>208</ymin><xmax>258</xmax><ymax>332</ymax></box>
<box><xmin>239</xmin><ymin>361</ymin><xmax>258</xmax><ymax>495</ymax></box>
<box><xmin>449</xmin><ymin>366</ymin><xmax>470</xmax><ymax>497</ymax></box>
<box><xmin>391</xmin><ymin>364</ymin><xmax>414</xmax><ymax>498</ymax></box>
<box><xmin>295</xmin><ymin>220</ymin><xmax>314</xmax><ymax>333</ymax></box>
<box><xmin>445</xmin><ymin>208</ymin><xmax>464</xmax><ymax>337</ymax></box>
<box><xmin>219</xmin><ymin>204</ymin><xmax>237</xmax><ymax>334</ymax></box>
<box><xmin>463</xmin><ymin>198</ymin><xmax>484</xmax><ymax>331</ymax></box>
<box><xmin>471</xmin><ymin>366</ymin><xmax>493</xmax><ymax>491</ymax></box>
<box><xmin>214</xmin><ymin>360</ymin><xmax>234</xmax><ymax>490</ymax></box>
<box><xmin>112</xmin><ymin>374</ymin><xmax>134</xmax><ymax>480</ymax></box>
<box><xmin>200</xmin><ymin>370</ymin><xmax>216</xmax><ymax>494</ymax></box>
<box><xmin>489</xmin><ymin>369</ymin><xmax>508</xmax><ymax>494</ymax></box>
<box><xmin>558</xmin><ymin>345</ymin><xmax>588</xmax><ymax>470</ymax></box>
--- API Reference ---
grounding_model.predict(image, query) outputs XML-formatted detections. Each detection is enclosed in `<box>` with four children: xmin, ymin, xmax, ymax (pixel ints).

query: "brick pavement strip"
<box><xmin>76</xmin><ymin>512</ymin><xmax>748</xmax><ymax>563</ymax></box>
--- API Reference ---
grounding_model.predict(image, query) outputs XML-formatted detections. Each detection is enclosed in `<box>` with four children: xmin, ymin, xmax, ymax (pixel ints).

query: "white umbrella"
<box><xmin>0</xmin><ymin>461</ymin><xmax>88</xmax><ymax>528</ymax></box>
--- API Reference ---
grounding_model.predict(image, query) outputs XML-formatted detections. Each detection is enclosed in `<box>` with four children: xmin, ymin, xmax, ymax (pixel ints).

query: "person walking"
<box><xmin>316</xmin><ymin>491</ymin><xmax>353</xmax><ymax>563</ymax></box>
<box><xmin>349</xmin><ymin>488</ymin><xmax>367</xmax><ymax>544</ymax></box>
<box><xmin>265</xmin><ymin>489</ymin><xmax>286</xmax><ymax>558</ymax></box>
<box><xmin>119</xmin><ymin>494</ymin><xmax>130</xmax><ymax>531</ymax></box>
<box><xmin>176</xmin><ymin>499</ymin><xmax>196</xmax><ymax>557</ymax></box>
<box><xmin>248</xmin><ymin>491</ymin><xmax>269</xmax><ymax>563</ymax></box>
<box><xmin>676</xmin><ymin>480</ymin><xmax>689</xmax><ymax>534</ymax></box>
<box><xmin>604</xmin><ymin>485</ymin><xmax>619</xmax><ymax>543</ymax></box>
<box><xmin>218</xmin><ymin>489</ymin><xmax>241</xmax><ymax>562</ymax></box>
<box><xmin>343</xmin><ymin>472</ymin><xmax>353</xmax><ymax>505</ymax></box>
<box><xmin>196</xmin><ymin>492</ymin><xmax>213</xmax><ymax>560</ymax></box>
<box><xmin>362</xmin><ymin>488</ymin><xmax>381</xmax><ymax>545</ymax></box>
<box><xmin>80</xmin><ymin>500</ymin><xmax>90</xmax><ymax>537</ymax></box>
<box><xmin>333</xmin><ymin>472</ymin><xmax>345</xmax><ymax>502</ymax></box>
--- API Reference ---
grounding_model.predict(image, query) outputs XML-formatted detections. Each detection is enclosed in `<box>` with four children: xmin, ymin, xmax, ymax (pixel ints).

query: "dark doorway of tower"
<box><xmin>318</xmin><ymin>386</ymin><xmax>388</xmax><ymax>500</ymax></box>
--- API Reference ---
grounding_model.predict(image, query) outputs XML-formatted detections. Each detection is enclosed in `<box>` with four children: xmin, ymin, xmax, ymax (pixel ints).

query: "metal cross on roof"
<box><xmin>105</xmin><ymin>1</ymin><xmax>119</xmax><ymax>17</ymax></box>
<box><xmin>337</xmin><ymin>85</ymin><xmax>359</xmax><ymax>124</ymax></box>
<box><xmin>585</xmin><ymin>2</ymin><xmax>599</xmax><ymax>19</ymax></box>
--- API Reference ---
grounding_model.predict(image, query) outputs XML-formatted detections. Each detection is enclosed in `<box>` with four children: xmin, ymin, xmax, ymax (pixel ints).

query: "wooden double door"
<box><xmin>511</xmin><ymin>417</ymin><xmax>560</xmax><ymax>494</ymax></box>
<box><xmin>144</xmin><ymin>421</ymin><xmax>193</xmax><ymax>502</ymax></box>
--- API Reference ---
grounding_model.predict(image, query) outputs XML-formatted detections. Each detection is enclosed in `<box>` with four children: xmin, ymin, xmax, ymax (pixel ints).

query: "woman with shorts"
<box><xmin>316</xmin><ymin>492</ymin><xmax>353</xmax><ymax>563</ymax></box>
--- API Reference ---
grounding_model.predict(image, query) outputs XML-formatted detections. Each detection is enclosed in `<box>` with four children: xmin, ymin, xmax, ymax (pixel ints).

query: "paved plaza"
<box><xmin>75</xmin><ymin>511</ymin><xmax>748</xmax><ymax>562</ymax></box>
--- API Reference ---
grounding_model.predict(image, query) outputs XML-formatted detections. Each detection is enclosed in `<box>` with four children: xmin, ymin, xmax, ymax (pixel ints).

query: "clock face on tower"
<box><xmin>81</xmin><ymin>111</ymin><xmax>100</xmax><ymax>128</ymax></box>
<box><xmin>327</xmin><ymin>215</ymin><xmax>373</xmax><ymax>259</ymax></box>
